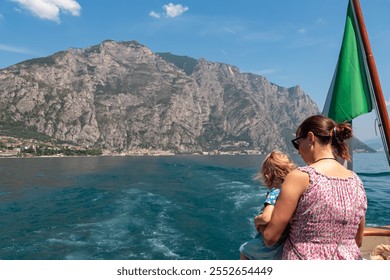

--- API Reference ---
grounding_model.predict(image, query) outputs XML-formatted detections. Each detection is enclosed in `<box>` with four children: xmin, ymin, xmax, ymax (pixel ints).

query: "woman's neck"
<box><xmin>312</xmin><ymin>151</ymin><xmax>336</xmax><ymax>164</ymax></box>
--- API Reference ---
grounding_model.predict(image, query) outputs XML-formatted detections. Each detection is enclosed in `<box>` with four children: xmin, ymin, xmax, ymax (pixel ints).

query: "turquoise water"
<box><xmin>0</xmin><ymin>153</ymin><xmax>389</xmax><ymax>260</ymax></box>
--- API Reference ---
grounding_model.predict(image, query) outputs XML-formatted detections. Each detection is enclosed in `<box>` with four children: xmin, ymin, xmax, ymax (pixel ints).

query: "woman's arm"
<box><xmin>355</xmin><ymin>216</ymin><xmax>365</xmax><ymax>247</ymax></box>
<box><xmin>261</xmin><ymin>170</ymin><xmax>309</xmax><ymax>246</ymax></box>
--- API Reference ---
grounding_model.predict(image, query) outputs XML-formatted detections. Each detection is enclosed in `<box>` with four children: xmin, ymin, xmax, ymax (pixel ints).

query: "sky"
<box><xmin>1</xmin><ymin>0</ymin><xmax>390</xmax><ymax>142</ymax></box>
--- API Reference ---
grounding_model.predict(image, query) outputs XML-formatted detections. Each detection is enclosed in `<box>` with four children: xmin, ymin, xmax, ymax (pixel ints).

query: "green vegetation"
<box><xmin>0</xmin><ymin>121</ymin><xmax>103</xmax><ymax>157</ymax></box>
<box><xmin>20</xmin><ymin>146</ymin><xmax>102</xmax><ymax>157</ymax></box>
<box><xmin>19</xmin><ymin>56</ymin><xmax>56</xmax><ymax>67</ymax></box>
<box><xmin>0</xmin><ymin>121</ymin><xmax>51</xmax><ymax>142</ymax></box>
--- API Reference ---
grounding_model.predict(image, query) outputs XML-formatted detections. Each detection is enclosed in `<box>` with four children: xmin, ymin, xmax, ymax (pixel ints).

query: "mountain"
<box><xmin>0</xmin><ymin>39</ymin><xmax>343</xmax><ymax>154</ymax></box>
<box><xmin>351</xmin><ymin>137</ymin><xmax>377</xmax><ymax>153</ymax></box>
<box><xmin>362</xmin><ymin>137</ymin><xmax>384</xmax><ymax>152</ymax></box>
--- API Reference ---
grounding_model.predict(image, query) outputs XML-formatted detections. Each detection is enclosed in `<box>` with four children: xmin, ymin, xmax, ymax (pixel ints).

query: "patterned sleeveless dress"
<box><xmin>282</xmin><ymin>166</ymin><xmax>367</xmax><ymax>260</ymax></box>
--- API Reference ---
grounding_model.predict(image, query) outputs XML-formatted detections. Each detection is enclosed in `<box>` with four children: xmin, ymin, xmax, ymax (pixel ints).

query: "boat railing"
<box><xmin>361</xmin><ymin>226</ymin><xmax>390</xmax><ymax>260</ymax></box>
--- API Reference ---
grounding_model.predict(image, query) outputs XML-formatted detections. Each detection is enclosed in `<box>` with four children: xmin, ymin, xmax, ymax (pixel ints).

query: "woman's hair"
<box><xmin>255</xmin><ymin>150</ymin><xmax>297</xmax><ymax>189</ymax></box>
<box><xmin>296</xmin><ymin>114</ymin><xmax>353</xmax><ymax>160</ymax></box>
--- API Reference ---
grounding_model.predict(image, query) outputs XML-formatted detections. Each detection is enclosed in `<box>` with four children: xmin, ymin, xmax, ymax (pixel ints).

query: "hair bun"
<box><xmin>334</xmin><ymin>123</ymin><xmax>353</xmax><ymax>142</ymax></box>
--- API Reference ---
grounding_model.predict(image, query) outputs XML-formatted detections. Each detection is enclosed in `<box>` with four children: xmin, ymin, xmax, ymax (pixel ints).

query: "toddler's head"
<box><xmin>256</xmin><ymin>150</ymin><xmax>296</xmax><ymax>189</ymax></box>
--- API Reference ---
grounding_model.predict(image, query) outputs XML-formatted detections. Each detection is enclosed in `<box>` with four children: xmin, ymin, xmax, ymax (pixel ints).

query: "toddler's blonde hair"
<box><xmin>255</xmin><ymin>150</ymin><xmax>296</xmax><ymax>189</ymax></box>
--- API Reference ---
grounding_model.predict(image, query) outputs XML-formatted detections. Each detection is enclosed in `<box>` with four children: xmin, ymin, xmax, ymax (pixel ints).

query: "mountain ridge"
<box><xmin>0</xmin><ymin>40</ymin><xmax>374</xmax><ymax>154</ymax></box>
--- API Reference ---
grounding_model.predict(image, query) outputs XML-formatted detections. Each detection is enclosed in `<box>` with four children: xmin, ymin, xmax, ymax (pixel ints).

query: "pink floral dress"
<box><xmin>282</xmin><ymin>166</ymin><xmax>367</xmax><ymax>260</ymax></box>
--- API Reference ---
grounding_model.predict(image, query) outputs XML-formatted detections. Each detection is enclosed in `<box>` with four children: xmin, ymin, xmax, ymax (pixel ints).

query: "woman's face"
<box><xmin>294</xmin><ymin>134</ymin><xmax>312</xmax><ymax>164</ymax></box>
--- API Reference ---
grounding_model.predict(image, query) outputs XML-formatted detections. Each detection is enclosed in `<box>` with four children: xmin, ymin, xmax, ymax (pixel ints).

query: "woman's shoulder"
<box><xmin>284</xmin><ymin>169</ymin><xmax>310</xmax><ymax>189</ymax></box>
<box><xmin>296</xmin><ymin>166</ymin><xmax>318</xmax><ymax>178</ymax></box>
<box><xmin>280</xmin><ymin>169</ymin><xmax>310</xmax><ymax>199</ymax></box>
<box><xmin>287</xmin><ymin>167</ymin><xmax>311</xmax><ymax>177</ymax></box>
<box><xmin>298</xmin><ymin>165</ymin><xmax>313</xmax><ymax>173</ymax></box>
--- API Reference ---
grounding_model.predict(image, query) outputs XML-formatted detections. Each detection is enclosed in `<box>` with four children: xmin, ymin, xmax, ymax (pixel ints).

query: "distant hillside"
<box><xmin>0</xmin><ymin>39</ymin><xmax>334</xmax><ymax>154</ymax></box>
<box><xmin>352</xmin><ymin>137</ymin><xmax>377</xmax><ymax>153</ymax></box>
<box><xmin>362</xmin><ymin>137</ymin><xmax>384</xmax><ymax>152</ymax></box>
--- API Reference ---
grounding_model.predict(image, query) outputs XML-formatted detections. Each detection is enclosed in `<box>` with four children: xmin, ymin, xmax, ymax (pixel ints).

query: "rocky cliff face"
<box><xmin>0</xmin><ymin>40</ymin><xmax>319</xmax><ymax>153</ymax></box>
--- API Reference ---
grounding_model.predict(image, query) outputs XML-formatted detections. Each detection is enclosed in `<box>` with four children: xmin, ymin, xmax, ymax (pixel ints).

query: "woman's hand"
<box><xmin>254</xmin><ymin>214</ymin><xmax>267</xmax><ymax>233</ymax></box>
<box><xmin>253</xmin><ymin>205</ymin><xmax>274</xmax><ymax>232</ymax></box>
<box><xmin>257</xmin><ymin>224</ymin><xmax>266</xmax><ymax>234</ymax></box>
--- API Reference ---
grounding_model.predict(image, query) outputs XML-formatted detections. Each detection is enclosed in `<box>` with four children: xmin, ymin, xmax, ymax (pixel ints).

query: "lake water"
<box><xmin>0</xmin><ymin>153</ymin><xmax>389</xmax><ymax>260</ymax></box>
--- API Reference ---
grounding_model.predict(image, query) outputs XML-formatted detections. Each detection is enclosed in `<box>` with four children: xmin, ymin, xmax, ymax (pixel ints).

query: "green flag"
<box><xmin>322</xmin><ymin>0</ymin><xmax>373</xmax><ymax>123</ymax></box>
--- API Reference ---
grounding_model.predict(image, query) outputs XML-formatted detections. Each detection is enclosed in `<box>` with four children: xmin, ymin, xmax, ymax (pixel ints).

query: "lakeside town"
<box><xmin>0</xmin><ymin>135</ymin><xmax>263</xmax><ymax>158</ymax></box>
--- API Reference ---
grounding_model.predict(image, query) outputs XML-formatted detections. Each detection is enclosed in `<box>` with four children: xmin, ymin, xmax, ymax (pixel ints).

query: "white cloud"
<box><xmin>0</xmin><ymin>44</ymin><xmax>34</xmax><ymax>55</ymax></box>
<box><xmin>11</xmin><ymin>0</ymin><xmax>81</xmax><ymax>23</ymax></box>
<box><xmin>149</xmin><ymin>3</ymin><xmax>189</xmax><ymax>19</ymax></box>
<box><xmin>163</xmin><ymin>3</ymin><xmax>188</xmax><ymax>18</ymax></box>
<box><xmin>149</xmin><ymin>11</ymin><xmax>161</xmax><ymax>19</ymax></box>
<box><xmin>386</xmin><ymin>99</ymin><xmax>390</xmax><ymax>107</ymax></box>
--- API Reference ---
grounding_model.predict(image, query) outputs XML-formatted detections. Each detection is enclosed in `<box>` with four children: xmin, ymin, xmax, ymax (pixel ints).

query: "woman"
<box><xmin>259</xmin><ymin>115</ymin><xmax>367</xmax><ymax>259</ymax></box>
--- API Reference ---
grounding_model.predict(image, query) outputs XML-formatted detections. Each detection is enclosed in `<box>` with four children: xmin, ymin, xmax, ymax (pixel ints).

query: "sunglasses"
<box><xmin>291</xmin><ymin>136</ymin><xmax>304</xmax><ymax>150</ymax></box>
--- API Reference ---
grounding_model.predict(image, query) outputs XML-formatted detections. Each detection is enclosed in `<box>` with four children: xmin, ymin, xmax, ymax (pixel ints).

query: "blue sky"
<box><xmin>1</xmin><ymin>0</ymin><xmax>390</xmax><ymax>141</ymax></box>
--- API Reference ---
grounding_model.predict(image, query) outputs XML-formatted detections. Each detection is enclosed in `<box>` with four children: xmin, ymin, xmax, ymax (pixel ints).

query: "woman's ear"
<box><xmin>307</xmin><ymin>131</ymin><xmax>315</xmax><ymax>143</ymax></box>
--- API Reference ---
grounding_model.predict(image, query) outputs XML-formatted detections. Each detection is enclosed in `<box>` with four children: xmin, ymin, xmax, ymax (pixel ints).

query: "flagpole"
<box><xmin>352</xmin><ymin>0</ymin><xmax>390</xmax><ymax>164</ymax></box>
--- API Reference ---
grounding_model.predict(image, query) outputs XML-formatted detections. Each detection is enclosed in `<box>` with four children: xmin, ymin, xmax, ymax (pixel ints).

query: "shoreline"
<box><xmin>0</xmin><ymin>150</ymin><xmax>264</xmax><ymax>159</ymax></box>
